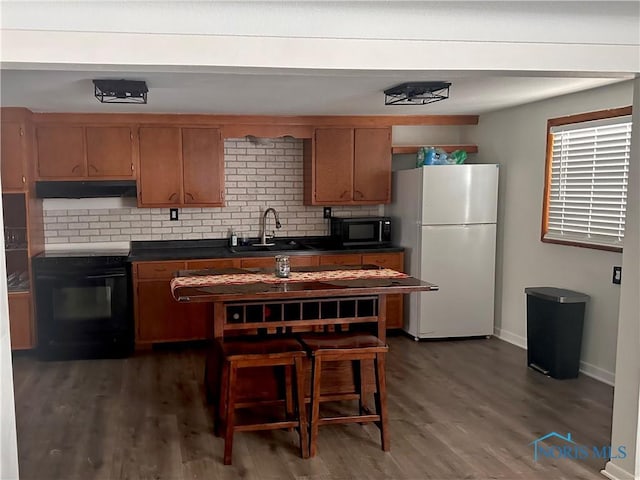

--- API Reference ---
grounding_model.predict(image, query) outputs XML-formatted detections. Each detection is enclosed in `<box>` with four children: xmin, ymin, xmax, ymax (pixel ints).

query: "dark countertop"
<box><xmin>129</xmin><ymin>237</ymin><xmax>404</xmax><ymax>262</ymax></box>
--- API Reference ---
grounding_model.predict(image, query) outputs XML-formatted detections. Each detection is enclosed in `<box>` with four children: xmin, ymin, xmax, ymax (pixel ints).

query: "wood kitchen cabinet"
<box><xmin>36</xmin><ymin>124</ymin><xmax>136</xmax><ymax>180</ymax></box>
<box><xmin>138</xmin><ymin>127</ymin><xmax>224</xmax><ymax>207</ymax></box>
<box><xmin>1</xmin><ymin>108</ymin><xmax>32</xmax><ymax>192</ymax></box>
<box><xmin>8</xmin><ymin>292</ymin><xmax>33</xmax><ymax>350</ymax></box>
<box><xmin>134</xmin><ymin>260</ymin><xmax>207</xmax><ymax>344</ymax></box>
<box><xmin>85</xmin><ymin>126</ymin><xmax>135</xmax><ymax>177</ymax></box>
<box><xmin>1</xmin><ymin>122</ymin><xmax>29</xmax><ymax>191</ymax></box>
<box><xmin>304</xmin><ymin>127</ymin><xmax>391</xmax><ymax>205</ymax></box>
<box><xmin>138</xmin><ymin>127</ymin><xmax>182</xmax><ymax>206</ymax></box>
<box><xmin>2</xmin><ymin>186</ymin><xmax>44</xmax><ymax>350</ymax></box>
<box><xmin>136</xmin><ymin>280</ymin><xmax>207</xmax><ymax>344</ymax></box>
<box><xmin>182</xmin><ymin>128</ymin><xmax>225</xmax><ymax>205</ymax></box>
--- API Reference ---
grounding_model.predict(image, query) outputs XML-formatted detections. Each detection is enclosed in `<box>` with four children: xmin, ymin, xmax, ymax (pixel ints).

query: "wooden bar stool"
<box><xmin>216</xmin><ymin>337</ymin><xmax>309</xmax><ymax>465</ymax></box>
<box><xmin>298</xmin><ymin>332</ymin><xmax>389</xmax><ymax>457</ymax></box>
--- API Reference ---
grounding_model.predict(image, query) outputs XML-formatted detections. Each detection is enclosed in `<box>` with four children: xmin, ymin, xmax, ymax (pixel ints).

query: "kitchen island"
<box><xmin>171</xmin><ymin>264</ymin><xmax>437</xmax><ymax>405</ymax></box>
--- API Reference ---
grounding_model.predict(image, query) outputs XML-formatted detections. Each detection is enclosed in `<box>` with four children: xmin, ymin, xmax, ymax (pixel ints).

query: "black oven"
<box><xmin>330</xmin><ymin>216</ymin><xmax>392</xmax><ymax>247</ymax></box>
<box><xmin>32</xmin><ymin>251</ymin><xmax>133</xmax><ymax>360</ymax></box>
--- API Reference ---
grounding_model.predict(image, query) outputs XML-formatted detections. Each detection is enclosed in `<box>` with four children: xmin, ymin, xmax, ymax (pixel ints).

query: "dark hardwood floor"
<box><xmin>11</xmin><ymin>337</ymin><xmax>613</xmax><ymax>480</ymax></box>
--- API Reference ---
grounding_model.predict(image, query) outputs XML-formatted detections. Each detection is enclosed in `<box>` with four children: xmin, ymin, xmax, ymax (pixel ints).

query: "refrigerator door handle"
<box><xmin>379</xmin><ymin>220</ymin><xmax>383</xmax><ymax>242</ymax></box>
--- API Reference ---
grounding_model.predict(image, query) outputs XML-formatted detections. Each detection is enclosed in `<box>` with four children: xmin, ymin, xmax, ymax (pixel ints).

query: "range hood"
<box><xmin>35</xmin><ymin>180</ymin><xmax>137</xmax><ymax>199</ymax></box>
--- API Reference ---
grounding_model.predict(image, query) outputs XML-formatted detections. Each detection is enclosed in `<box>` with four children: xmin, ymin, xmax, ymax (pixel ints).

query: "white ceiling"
<box><xmin>0</xmin><ymin>68</ymin><xmax>629</xmax><ymax>116</ymax></box>
<box><xmin>1</xmin><ymin>2</ymin><xmax>636</xmax><ymax>116</ymax></box>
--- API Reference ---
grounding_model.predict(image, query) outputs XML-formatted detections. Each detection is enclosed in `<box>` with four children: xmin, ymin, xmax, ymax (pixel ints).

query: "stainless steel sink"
<box><xmin>228</xmin><ymin>240</ymin><xmax>312</xmax><ymax>254</ymax></box>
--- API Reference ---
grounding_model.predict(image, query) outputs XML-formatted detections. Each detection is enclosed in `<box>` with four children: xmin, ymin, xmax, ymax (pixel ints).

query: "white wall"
<box><xmin>0</xmin><ymin>176</ymin><xmax>19</xmax><ymax>479</ymax></box>
<box><xmin>472</xmin><ymin>81</ymin><xmax>635</xmax><ymax>384</ymax></box>
<box><xmin>602</xmin><ymin>77</ymin><xmax>640</xmax><ymax>480</ymax></box>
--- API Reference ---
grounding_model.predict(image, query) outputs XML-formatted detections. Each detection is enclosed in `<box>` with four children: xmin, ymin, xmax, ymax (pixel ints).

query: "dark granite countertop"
<box><xmin>128</xmin><ymin>237</ymin><xmax>403</xmax><ymax>262</ymax></box>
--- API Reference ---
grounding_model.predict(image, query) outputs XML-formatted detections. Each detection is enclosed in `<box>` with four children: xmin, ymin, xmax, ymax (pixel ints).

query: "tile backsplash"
<box><xmin>43</xmin><ymin>137</ymin><xmax>381</xmax><ymax>245</ymax></box>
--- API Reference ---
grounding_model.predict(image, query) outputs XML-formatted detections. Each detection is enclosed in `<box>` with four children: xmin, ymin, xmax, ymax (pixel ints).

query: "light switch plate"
<box><xmin>170</xmin><ymin>208</ymin><xmax>179</xmax><ymax>221</ymax></box>
<box><xmin>613</xmin><ymin>266</ymin><xmax>622</xmax><ymax>285</ymax></box>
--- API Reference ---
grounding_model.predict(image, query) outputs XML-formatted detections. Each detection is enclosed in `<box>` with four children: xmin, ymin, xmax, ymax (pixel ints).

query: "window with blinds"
<box><xmin>543</xmin><ymin>108</ymin><xmax>632</xmax><ymax>251</ymax></box>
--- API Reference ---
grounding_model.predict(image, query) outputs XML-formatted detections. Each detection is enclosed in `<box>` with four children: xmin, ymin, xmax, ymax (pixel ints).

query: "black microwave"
<box><xmin>330</xmin><ymin>217</ymin><xmax>392</xmax><ymax>247</ymax></box>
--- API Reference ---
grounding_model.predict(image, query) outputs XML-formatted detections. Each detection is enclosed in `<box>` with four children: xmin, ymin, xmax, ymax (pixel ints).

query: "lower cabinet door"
<box><xmin>385</xmin><ymin>294</ymin><xmax>404</xmax><ymax>329</ymax></box>
<box><xmin>136</xmin><ymin>281</ymin><xmax>207</xmax><ymax>343</ymax></box>
<box><xmin>8</xmin><ymin>292</ymin><xmax>33</xmax><ymax>350</ymax></box>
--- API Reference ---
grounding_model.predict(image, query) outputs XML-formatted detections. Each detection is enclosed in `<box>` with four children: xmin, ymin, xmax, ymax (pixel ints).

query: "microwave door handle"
<box><xmin>379</xmin><ymin>220</ymin><xmax>383</xmax><ymax>242</ymax></box>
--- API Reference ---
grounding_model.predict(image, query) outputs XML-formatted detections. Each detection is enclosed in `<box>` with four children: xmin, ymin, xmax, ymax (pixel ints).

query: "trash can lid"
<box><xmin>524</xmin><ymin>287</ymin><xmax>590</xmax><ymax>303</ymax></box>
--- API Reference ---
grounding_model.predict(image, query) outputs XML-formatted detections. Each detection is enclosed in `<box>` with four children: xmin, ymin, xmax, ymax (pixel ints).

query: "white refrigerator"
<box><xmin>386</xmin><ymin>164</ymin><xmax>499</xmax><ymax>339</ymax></box>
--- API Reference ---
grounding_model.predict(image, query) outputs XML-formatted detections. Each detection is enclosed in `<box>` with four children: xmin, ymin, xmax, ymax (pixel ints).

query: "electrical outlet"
<box><xmin>323</xmin><ymin>207</ymin><xmax>332</xmax><ymax>219</ymax></box>
<box><xmin>170</xmin><ymin>208</ymin><xmax>179</xmax><ymax>221</ymax></box>
<box><xmin>613</xmin><ymin>266</ymin><xmax>622</xmax><ymax>285</ymax></box>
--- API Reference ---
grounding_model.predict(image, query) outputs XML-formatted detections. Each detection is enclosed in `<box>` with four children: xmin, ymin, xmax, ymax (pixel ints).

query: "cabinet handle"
<box><xmin>89</xmin><ymin>164</ymin><xmax>99</xmax><ymax>173</ymax></box>
<box><xmin>185</xmin><ymin>192</ymin><xmax>195</xmax><ymax>201</ymax></box>
<box><xmin>355</xmin><ymin>190</ymin><xmax>364</xmax><ymax>199</ymax></box>
<box><xmin>19</xmin><ymin>128</ymin><xmax>24</xmax><ymax>136</ymax></box>
<box><xmin>72</xmin><ymin>164</ymin><xmax>81</xmax><ymax>173</ymax></box>
<box><xmin>168</xmin><ymin>192</ymin><xmax>178</xmax><ymax>201</ymax></box>
<box><xmin>131</xmin><ymin>163</ymin><xmax>134</xmax><ymax>172</ymax></box>
<box><xmin>340</xmin><ymin>190</ymin><xmax>349</xmax><ymax>199</ymax></box>
<box><xmin>21</xmin><ymin>176</ymin><xmax>26</xmax><ymax>184</ymax></box>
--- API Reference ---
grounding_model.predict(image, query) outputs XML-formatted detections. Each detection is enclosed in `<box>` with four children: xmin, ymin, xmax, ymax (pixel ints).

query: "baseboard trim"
<box><xmin>494</xmin><ymin>328</ymin><xmax>615</xmax><ymax>386</ymax></box>
<box><xmin>601</xmin><ymin>461</ymin><xmax>635</xmax><ymax>480</ymax></box>
<box><xmin>494</xmin><ymin>328</ymin><xmax>527</xmax><ymax>349</ymax></box>
<box><xmin>579</xmin><ymin>360</ymin><xmax>615</xmax><ymax>386</ymax></box>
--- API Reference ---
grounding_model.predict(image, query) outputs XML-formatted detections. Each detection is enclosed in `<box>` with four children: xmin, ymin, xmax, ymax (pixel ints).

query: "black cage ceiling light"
<box><xmin>93</xmin><ymin>79</ymin><xmax>148</xmax><ymax>104</ymax></box>
<box><xmin>384</xmin><ymin>81</ymin><xmax>451</xmax><ymax>106</ymax></box>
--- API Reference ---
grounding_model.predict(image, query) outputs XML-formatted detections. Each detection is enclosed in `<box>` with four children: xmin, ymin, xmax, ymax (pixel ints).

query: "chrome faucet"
<box><xmin>256</xmin><ymin>207</ymin><xmax>282</xmax><ymax>246</ymax></box>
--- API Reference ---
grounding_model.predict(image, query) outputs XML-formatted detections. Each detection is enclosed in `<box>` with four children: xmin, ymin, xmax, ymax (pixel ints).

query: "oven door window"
<box><xmin>53</xmin><ymin>285</ymin><xmax>113</xmax><ymax>322</ymax></box>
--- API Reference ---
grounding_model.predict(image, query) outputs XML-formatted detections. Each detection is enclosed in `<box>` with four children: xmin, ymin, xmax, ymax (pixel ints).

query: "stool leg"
<box><xmin>309</xmin><ymin>355</ymin><xmax>322</xmax><ymax>458</ymax></box>
<box><xmin>216</xmin><ymin>361</ymin><xmax>229</xmax><ymax>437</ymax></box>
<box><xmin>373</xmin><ymin>353</ymin><xmax>390</xmax><ymax>452</ymax></box>
<box><xmin>223</xmin><ymin>362</ymin><xmax>238</xmax><ymax>465</ymax></box>
<box><xmin>284</xmin><ymin>365</ymin><xmax>294</xmax><ymax>431</ymax></box>
<box><xmin>352</xmin><ymin>359</ymin><xmax>368</xmax><ymax>419</ymax></box>
<box><xmin>294</xmin><ymin>356</ymin><xmax>309</xmax><ymax>459</ymax></box>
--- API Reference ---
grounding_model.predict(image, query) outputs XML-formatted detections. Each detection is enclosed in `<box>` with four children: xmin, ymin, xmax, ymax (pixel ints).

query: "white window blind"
<box><xmin>546</xmin><ymin>116</ymin><xmax>632</xmax><ymax>248</ymax></box>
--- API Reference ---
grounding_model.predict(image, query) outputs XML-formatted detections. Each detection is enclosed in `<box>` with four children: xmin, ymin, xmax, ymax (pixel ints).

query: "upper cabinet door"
<box><xmin>314</xmin><ymin>128</ymin><xmax>354</xmax><ymax>204</ymax></box>
<box><xmin>353</xmin><ymin>128</ymin><xmax>391</xmax><ymax>203</ymax></box>
<box><xmin>138</xmin><ymin>127</ymin><xmax>182</xmax><ymax>206</ymax></box>
<box><xmin>182</xmin><ymin>128</ymin><xmax>224</xmax><ymax>206</ymax></box>
<box><xmin>86</xmin><ymin>126</ymin><xmax>135</xmax><ymax>178</ymax></box>
<box><xmin>36</xmin><ymin>125</ymin><xmax>85</xmax><ymax>178</ymax></box>
<box><xmin>1</xmin><ymin>122</ymin><xmax>27</xmax><ymax>191</ymax></box>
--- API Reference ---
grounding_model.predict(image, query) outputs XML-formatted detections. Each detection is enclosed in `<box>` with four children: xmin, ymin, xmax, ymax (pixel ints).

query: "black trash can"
<box><xmin>525</xmin><ymin>287</ymin><xmax>590</xmax><ymax>379</ymax></box>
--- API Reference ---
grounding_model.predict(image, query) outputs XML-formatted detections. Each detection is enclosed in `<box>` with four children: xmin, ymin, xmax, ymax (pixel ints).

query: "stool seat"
<box><xmin>299</xmin><ymin>333</ymin><xmax>387</xmax><ymax>352</ymax></box>
<box><xmin>220</xmin><ymin>337</ymin><xmax>306</xmax><ymax>358</ymax></box>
